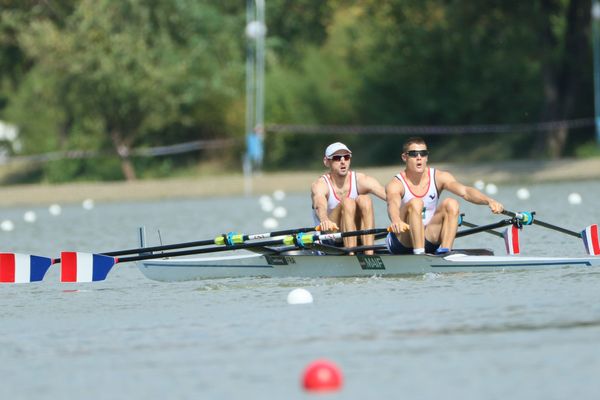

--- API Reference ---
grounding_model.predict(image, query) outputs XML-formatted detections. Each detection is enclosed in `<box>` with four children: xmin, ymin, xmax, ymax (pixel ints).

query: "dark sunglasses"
<box><xmin>329</xmin><ymin>154</ymin><xmax>352</xmax><ymax>161</ymax></box>
<box><xmin>406</xmin><ymin>150</ymin><xmax>429</xmax><ymax>158</ymax></box>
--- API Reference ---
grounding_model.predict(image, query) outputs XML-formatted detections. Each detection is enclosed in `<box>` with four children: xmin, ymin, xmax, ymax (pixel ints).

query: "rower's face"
<box><xmin>324</xmin><ymin>151</ymin><xmax>352</xmax><ymax>176</ymax></box>
<box><xmin>402</xmin><ymin>144</ymin><xmax>429</xmax><ymax>172</ymax></box>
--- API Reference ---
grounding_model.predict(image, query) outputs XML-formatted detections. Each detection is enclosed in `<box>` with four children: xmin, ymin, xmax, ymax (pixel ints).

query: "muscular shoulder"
<box><xmin>385</xmin><ymin>175</ymin><xmax>403</xmax><ymax>195</ymax></box>
<box><xmin>434</xmin><ymin>169</ymin><xmax>456</xmax><ymax>183</ymax></box>
<box><xmin>311</xmin><ymin>175</ymin><xmax>328</xmax><ymax>195</ymax></box>
<box><xmin>355</xmin><ymin>172</ymin><xmax>382</xmax><ymax>190</ymax></box>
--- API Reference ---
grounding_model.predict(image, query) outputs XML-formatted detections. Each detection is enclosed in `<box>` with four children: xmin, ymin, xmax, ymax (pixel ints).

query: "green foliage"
<box><xmin>575</xmin><ymin>140</ymin><xmax>600</xmax><ymax>158</ymax></box>
<box><xmin>3</xmin><ymin>0</ymin><xmax>243</xmax><ymax>181</ymax></box>
<box><xmin>0</xmin><ymin>0</ymin><xmax>596</xmax><ymax>182</ymax></box>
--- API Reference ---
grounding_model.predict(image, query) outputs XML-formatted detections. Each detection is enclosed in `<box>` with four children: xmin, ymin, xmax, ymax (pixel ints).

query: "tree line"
<box><xmin>0</xmin><ymin>0</ymin><xmax>595</xmax><ymax>181</ymax></box>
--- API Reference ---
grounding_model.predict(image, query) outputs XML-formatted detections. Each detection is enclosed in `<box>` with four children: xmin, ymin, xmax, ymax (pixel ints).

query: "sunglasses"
<box><xmin>329</xmin><ymin>154</ymin><xmax>352</xmax><ymax>161</ymax></box>
<box><xmin>406</xmin><ymin>150</ymin><xmax>429</xmax><ymax>158</ymax></box>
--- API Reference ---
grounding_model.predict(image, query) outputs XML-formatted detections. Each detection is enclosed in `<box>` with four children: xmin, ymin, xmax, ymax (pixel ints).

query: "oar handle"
<box><xmin>502</xmin><ymin>210</ymin><xmax>581</xmax><ymax>238</ymax></box>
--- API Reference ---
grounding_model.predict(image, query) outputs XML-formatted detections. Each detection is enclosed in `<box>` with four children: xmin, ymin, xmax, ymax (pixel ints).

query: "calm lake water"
<box><xmin>2</xmin><ymin>180</ymin><xmax>600</xmax><ymax>399</ymax></box>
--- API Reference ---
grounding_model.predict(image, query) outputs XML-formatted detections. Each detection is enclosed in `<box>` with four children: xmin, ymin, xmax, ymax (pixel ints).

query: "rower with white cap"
<box><xmin>311</xmin><ymin>142</ymin><xmax>386</xmax><ymax>254</ymax></box>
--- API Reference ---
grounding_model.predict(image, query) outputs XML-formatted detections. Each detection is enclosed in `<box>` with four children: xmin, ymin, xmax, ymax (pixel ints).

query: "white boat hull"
<box><xmin>137</xmin><ymin>251</ymin><xmax>600</xmax><ymax>282</ymax></box>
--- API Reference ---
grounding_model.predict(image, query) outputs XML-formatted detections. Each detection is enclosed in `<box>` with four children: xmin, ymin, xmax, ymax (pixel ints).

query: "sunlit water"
<box><xmin>1</xmin><ymin>180</ymin><xmax>600</xmax><ymax>399</ymax></box>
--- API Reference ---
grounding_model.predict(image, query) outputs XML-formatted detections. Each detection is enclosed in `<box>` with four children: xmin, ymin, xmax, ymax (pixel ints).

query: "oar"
<box><xmin>459</xmin><ymin>217</ymin><xmax>504</xmax><ymax>239</ymax></box>
<box><xmin>0</xmin><ymin>253</ymin><xmax>54</xmax><ymax>284</ymax></box>
<box><xmin>457</xmin><ymin>214</ymin><xmax>509</xmax><ymax>239</ymax></box>
<box><xmin>502</xmin><ymin>210</ymin><xmax>575</xmax><ymax>236</ymax></box>
<box><xmin>59</xmin><ymin>228</ymin><xmax>390</xmax><ymax>282</ymax></box>
<box><xmin>96</xmin><ymin>225</ymin><xmax>320</xmax><ymax>257</ymax></box>
<box><xmin>456</xmin><ymin>218</ymin><xmax>517</xmax><ymax>238</ymax></box>
<box><xmin>502</xmin><ymin>210</ymin><xmax>599</xmax><ymax>256</ymax></box>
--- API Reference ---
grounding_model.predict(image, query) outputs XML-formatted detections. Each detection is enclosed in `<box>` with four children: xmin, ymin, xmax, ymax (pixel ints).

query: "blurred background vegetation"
<box><xmin>0</xmin><ymin>0</ymin><xmax>598</xmax><ymax>183</ymax></box>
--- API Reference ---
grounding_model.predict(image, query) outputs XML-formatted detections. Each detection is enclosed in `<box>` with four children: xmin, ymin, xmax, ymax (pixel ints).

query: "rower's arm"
<box><xmin>311</xmin><ymin>179</ymin><xmax>339</xmax><ymax>230</ymax></box>
<box><xmin>386</xmin><ymin>179</ymin><xmax>409</xmax><ymax>233</ymax></box>
<box><xmin>357</xmin><ymin>173</ymin><xmax>386</xmax><ymax>200</ymax></box>
<box><xmin>441</xmin><ymin>171</ymin><xmax>504</xmax><ymax>213</ymax></box>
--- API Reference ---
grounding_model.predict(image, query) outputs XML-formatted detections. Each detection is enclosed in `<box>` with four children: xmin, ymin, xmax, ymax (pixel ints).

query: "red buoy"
<box><xmin>302</xmin><ymin>359</ymin><xmax>343</xmax><ymax>392</ymax></box>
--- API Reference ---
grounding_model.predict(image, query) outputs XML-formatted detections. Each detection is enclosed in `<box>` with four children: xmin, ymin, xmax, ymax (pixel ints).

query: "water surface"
<box><xmin>1</xmin><ymin>180</ymin><xmax>600</xmax><ymax>399</ymax></box>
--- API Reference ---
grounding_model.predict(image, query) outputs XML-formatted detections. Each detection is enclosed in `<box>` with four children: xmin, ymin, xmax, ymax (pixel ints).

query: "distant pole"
<box><xmin>593</xmin><ymin>0</ymin><xmax>600</xmax><ymax>146</ymax></box>
<box><xmin>244</xmin><ymin>0</ymin><xmax>267</xmax><ymax>195</ymax></box>
<box><xmin>255</xmin><ymin>0</ymin><xmax>266</xmax><ymax>133</ymax></box>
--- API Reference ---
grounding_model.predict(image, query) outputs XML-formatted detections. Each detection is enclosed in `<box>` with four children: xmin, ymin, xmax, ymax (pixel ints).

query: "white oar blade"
<box><xmin>0</xmin><ymin>253</ymin><xmax>53</xmax><ymax>283</ymax></box>
<box><xmin>502</xmin><ymin>225</ymin><xmax>520</xmax><ymax>255</ymax></box>
<box><xmin>581</xmin><ymin>224</ymin><xmax>600</xmax><ymax>256</ymax></box>
<box><xmin>60</xmin><ymin>252</ymin><xmax>116</xmax><ymax>282</ymax></box>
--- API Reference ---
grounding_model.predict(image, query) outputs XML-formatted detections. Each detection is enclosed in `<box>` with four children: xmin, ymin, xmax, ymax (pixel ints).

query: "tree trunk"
<box><xmin>110</xmin><ymin>129</ymin><xmax>137</xmax><ymax>181</ymax></box>
<box><xmin>534</xmin><ymin>0</ymin><xmax>590</xmax><ymax>158</ymax></box>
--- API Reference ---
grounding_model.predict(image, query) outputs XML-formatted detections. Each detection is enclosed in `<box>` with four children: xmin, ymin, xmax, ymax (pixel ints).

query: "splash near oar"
<box><xmin>0</xmin><ymin>254</ymin><xmax>53</xmax><ymax>283</ymax></box>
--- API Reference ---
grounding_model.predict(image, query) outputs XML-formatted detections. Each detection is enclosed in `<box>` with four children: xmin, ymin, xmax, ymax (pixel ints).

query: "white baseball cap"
<box><xmin>324</xmin><ymin>142</ymin><xmax>352</xmax><ymax>158</ymax></box>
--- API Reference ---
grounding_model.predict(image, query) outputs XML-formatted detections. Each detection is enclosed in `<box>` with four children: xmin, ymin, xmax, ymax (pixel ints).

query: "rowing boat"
<box><xmin>137</xmin><ymin>249</ymin><xmax>600</xmax><ymax>282</ymax></box>
<box><xmin>1</xmin><ymin>209</ymin><xmax>597</xmax><ymax>284</ymax></box>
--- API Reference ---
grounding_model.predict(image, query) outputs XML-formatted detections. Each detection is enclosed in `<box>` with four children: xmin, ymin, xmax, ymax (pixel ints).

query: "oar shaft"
<box><xmin>461</xmin><ymin>220</ymin><xmax>505</xmax><ymax>239</ymax></box>
<box><xmin>502</xmin><ymin>210</ymin><xmax>581</xmax><ymax>238</ymax></box>
<box><xmin>245</xmin><ymin>226</ymin><xmax>318</xmax><ymax>240</ymax></box>
<box><xmin>456</xmin><ymin>219</ymin><xmax>514</xmax><ymax>238</ymax></box>
<box><xmin>102</xmin><ymin>226</ymin><xmax>318</xmax><ymax>256</ymax></box>
<box><xmin>117</xmin><ymin>228</ymin><xmax>388</xmax><ymax>263</ymax></box>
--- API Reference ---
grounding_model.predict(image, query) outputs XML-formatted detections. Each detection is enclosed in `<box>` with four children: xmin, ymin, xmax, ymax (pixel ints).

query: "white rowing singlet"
<box><xmin>312</xmin><ymin>171</ymin><xmax>359</xmax><ymax>224</ymax></box>
<box><xmin>395</xmin><ymin>168</ymin><xmax>439</xmax><ymax>226</ymax></box>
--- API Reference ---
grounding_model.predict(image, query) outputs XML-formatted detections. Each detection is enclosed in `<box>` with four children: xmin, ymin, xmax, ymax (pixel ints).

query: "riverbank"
<box><xmin>1</xmin><ymin>158</ymin><xmax>599</xmax><ymax>206</ymax></box>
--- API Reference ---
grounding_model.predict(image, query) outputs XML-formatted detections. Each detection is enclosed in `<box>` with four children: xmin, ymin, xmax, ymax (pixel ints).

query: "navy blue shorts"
<box><xmin>385</xmin><ymin>232</ymin><xmax>438</xmax><ymax>255</ymax></box>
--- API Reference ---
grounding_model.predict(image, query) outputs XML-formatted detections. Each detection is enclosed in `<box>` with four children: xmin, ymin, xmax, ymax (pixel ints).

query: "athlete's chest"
<box><xmin>327</xmin><ymin>174</ymin><xmax>353</xmax><ymax>199</ymax></box>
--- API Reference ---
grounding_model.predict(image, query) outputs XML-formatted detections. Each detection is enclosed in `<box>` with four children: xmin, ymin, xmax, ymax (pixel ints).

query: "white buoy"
<box><xmin>273</xmin><ymin>206</ymin><xmax>288</xmax><ymax>219</ymax></box>
<box><xmin>1</xmin><ymin>220</ymin><xmax>15</xmax><ymax>232</ymax></box>
<box><xmin>82</xmin><ymin>198</ymin><xmax>95</xmax><ymax>210</ymax></box>
<box><xmin>516</xmin><ymin>188</ymin><xmax>530</xmax><ymax>200</ymax></box>
<box><xmin>485</xmin><ymin>183</ymin><xmax>498</xmax><ymax>195</ymax></box>
<box><xmin>568</xmin><ymin>192</ymin><xmax>582</xmax><ymax>205</ymax></box>
<box><xmin>49</xmin><ymin>204</ymin><xmax>62</xmax><ymax>216</ymax></box>
<box><xmin>259</xmin><ymin>195</ymin><xmax>274</xmax><ymax>212</ymax></box>
<box><xmin>474</xmin><ymin>180</ymin><xmax>485</xmax><ymax>190</ymax></box>
<box><xmin>273</xmin><ymin>190</ymin><xmax>286</xmax><ymax>201</ymax></box>
<box><xmin>287</xmin><ymin>288</ymin><xmax>313</xmax><ymax>305</ymax></box>
<box><xmin>261</xmin><ymin>201</ymin><xmax>275</xmax><ymax>212</ymax></box>
<box><xmin>259</xmin><ymin>195</ymin><xmax>272</xmax><ymax>205</ymax></box>
<box><xmin>263</xmin><ymin>217</ymin><xmax>279</xmax><ymax>229</ymax></box>
<box><xmin>23</xmin><ymin>211</ymin><xmax>37</xmax><ymax>223</ymax></box>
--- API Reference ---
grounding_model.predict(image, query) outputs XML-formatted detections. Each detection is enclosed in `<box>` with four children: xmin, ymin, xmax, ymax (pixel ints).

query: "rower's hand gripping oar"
<box><xmin>58</xmin><ymin>228</ymin><xmax>390</xmax><ymax>283</ymax></box>
<box><xmin>458</xmin><ymin>214</ymin><xmax>522</xmax><ymax>255</ymax></box>
<box><xmin>502</xmin><ymin>210</ymin><xmax>600</xmax><ymax>256</ymax></box>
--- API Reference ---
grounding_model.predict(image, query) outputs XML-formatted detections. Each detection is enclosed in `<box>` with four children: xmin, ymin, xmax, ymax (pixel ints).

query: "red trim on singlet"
<box><xmin>396</xmin><ymin>168</ymin><xmax>431</xmax><ymax>198</ymax></box>
<box><xmin>324</xmin><ymin>171</ymin><xmax>353</xmax><ymax>202</ymax></box>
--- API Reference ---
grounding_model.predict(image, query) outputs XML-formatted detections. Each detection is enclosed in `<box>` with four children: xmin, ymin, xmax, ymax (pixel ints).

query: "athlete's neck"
<box><xmin>403</xmin><ymin>168</ymin><xmax>428</xmax><ymax>185</ymax></box>
<box><xmin>329</xmin><ymin>171</ymin><xmax>350</xmax><ymax>188</ymax></box>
